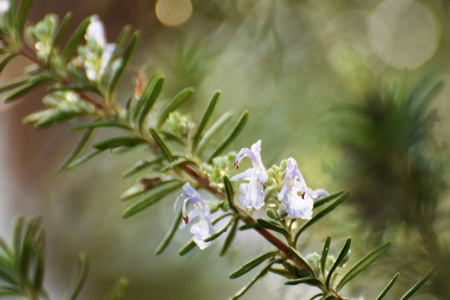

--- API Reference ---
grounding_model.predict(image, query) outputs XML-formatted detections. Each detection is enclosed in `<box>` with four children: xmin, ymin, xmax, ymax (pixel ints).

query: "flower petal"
<box><xmin>190</xmin><ymin>218</ymin><xmax>214</xmax><ymax>250</ymax></box>
<box><xmin>230</xmin><ymin>168</ymin><xmax>253</xmax><ymax>181</ymax></box>
<box><xmin>86</xmin><ymin>15</ymin><xmax>107</xmax><ymax>46</ymax></box>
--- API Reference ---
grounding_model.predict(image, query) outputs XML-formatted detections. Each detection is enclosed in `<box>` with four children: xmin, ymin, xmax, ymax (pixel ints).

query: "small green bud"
<box><xmin>208</xmin><ymin>202</ymin><xmax>220</xmax><ymax>214</ymax></box>
<box><xmin>221</xmin><ymin>201</ymin><xmax>230</xmax><ymax>211</ymax></box>
<box><xmin>280</xmin><ymin>159</ymin><xmax>288</xmax><ymax>171</ymax></box>
<box><xmin>306</xmin><ymin>252</ymin><xmax>321</xmax><ymax>276</ymax></box>
<box><xmin>278</xmin><ymin>207</ymin><xmax>288</xmax><ymax>219</ymax></box>
<box><xmin>165</xmin><ymin>112</ymin><xmax>192</xmax><ymax>140</ymax></box>
<box><xmin>266</xmin><ymin>208</ymin><xmax>278</xmax><ymax>220</ymax></box>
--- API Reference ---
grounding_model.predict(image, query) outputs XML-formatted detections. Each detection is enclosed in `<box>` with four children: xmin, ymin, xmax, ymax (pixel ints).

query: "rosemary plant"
<box><xmin>0</xmin><ymin>217</ymin><xmax>128</xmax><ymax>299</ymax></box>
<box><xmin>0</xmin><ymin>0</ymin><xmax>433</xmax><ymax>299</ymax></box>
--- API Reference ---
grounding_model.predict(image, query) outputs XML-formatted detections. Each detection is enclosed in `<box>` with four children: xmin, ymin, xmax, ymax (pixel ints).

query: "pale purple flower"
<box><xmin>175</xmin><ymin>183</ymin><xmax>214</xmax><ymax>250</ymax></box>
<box><xmin>231</xmin><ymin>140</ymin><xmax>268</xmax><ymax>210</ymax></box>
<box><xmin>278</xmin><ymin>158</ymin><xmax>317</xmax><ymax>219</ymax></box>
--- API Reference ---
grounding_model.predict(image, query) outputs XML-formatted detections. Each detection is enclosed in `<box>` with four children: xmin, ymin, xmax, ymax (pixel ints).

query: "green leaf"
<box><xmin>50</xmin><ymin>12</ymin><xmax>72</xmax><ymax>52</ymax></box>
<box><xmin>0</xmin><ymin>238</ymin><xmax>12</xmax><ymax>257</ymax></box>
<box><xmin>105</xmin><ymin>277</ymin><xmax>129</xmax><ymax>300</ymax></box>
<box><xmin>4</xmin><ymin>76</ymin><xmax>49</xmax><ymax>103</ymax></box>
<box><xmin>197</xmin><ymin>111</ymin><xmax>233</xmax><ymax>156</ymax></box>
<box><xmin>34</xmin><ymin>111</ymin><xmax>86</xmax><ymax>129</ymax></box>
<box><xmin>229</xmin><ymin>251</ymin><xmax>278</xmax><ymax>279</ymax></box>
<box><xmin>29</xmin><ymin>243</ymin><xmax>44</xmax><ymax>293</ymax></box>
<box><xmin>104</xmin><ymin>25</ymin><xmax>131</xmax><ymax>78</ymax></box>
<box><xmin>158</xmin><ymin>130</ymin><xmax>184</xmax><ymax>145</ymax></box>
<box><xmin>287</xmin><ymin>247</ymin><xmax>314</xmax><ymax>276</ymax></box>
<box><xmin>310</xmin><ymin>293</ymin><xmax>325</xmax><ymax>300</ymax></box>
<box><xmin>65</xmin><ymin>149</ymin><xmax>105</xmax><ymax>171</ymax></box>
<box><xmin>122</xmin><ymin>181</ymin><xmax>182</xmax><ymax>218</ymax></box>
<box><xmin>204</xmin><ymin>217</ymin><xmax>235</xmax><ymax>242</ymax></box>
<box><xmin>122</xmin><ymin>158</ymin><xmax>164</xmax><ymax>179</ymax></box>
<box><xmin>208</xmin><ymin>110</ymin><xmax>249</xmax><ymax>162</ymax></box>
<box><xmin>326</xmin><ymin>238</ymin><xmax>351</xmax><ymax>288</ymax></box>
<box><xmin>62</xmin><ymin>17</ymin><xmax>91</xmax><ymax>62</ymax></box>
<box><xmin>19</xmin><ymin>218</ymin><xmax>42</xmax><ymax>285</ymax></box>
<box><xmin>22</xmin><ymin>109</ymin><xmax>57</xmax><ymax>125</ymax></box>
<box><xmin>220</xmin><ymin>219</ymin><xmax>239</xmax><ymax>256</ymax></box>
<box><xmin>149</xmin><ymin>128</ymin><xmax>175</xmax><ymax>162</ymax></box>
<box><xmin>337</xmin><ymin>242</ymin><xmax>391</xmax><ymax>291</ymax></box>
<box><xmin>108</xmin><ymin>32</ymin><xmax>139</xmax><ymax>95</ymax></box>
<box><xmin>48</xmin><ymin>84</ymin><xmax>100</xmax><ymax>94</ymax></box>
<box><xmin>376</xmin><ymin>273</ymin><xmax>399</xmax><ymax>300</ymax></box>
<box><xmin>93</xmin><ymin>137</ymin><xmax>146</xmax><ymax>150</ymax></box>
<box><xmin>178</xmin><ymin>240</ymin><xmax>196</xmax><ymax>256</ymax></box>
<box><xmin>295</xmin><ymin>192</ymin><xmax>349</xmax><ymax>243</ymax></box>
<box><xmin>269</xmin><ymin>268</ymin><xmax>295</xmax><ymax>279</ymax></box>
<box><xmin>313</xmin><ymin>191</ymin><xmax>346</xmax><ymax>209</ymax></box>
<box><xmin>400</xmin><ymin>268</ymin><xmax>434</xmax><ymax>300</ymax></box>
<box><xmin>257</xmin><ymin>219</ymin><xmax>289</xmax><ymax>237</ymax></box>
<box><xmin>231</xmin><ymin>260</ymin><xmax>280</xmax><ymax>300</ymax></box>
<box><xmin>223</xmin><ymin>176</ymin><xmax>237</xmax><ymax>211</ymax></box>
<box><xmin>6</xmin><ymin>0</ymin><xmax>15</xmax><ymax>35</ymax></box>
<box><xmin>16</xmin><ymin>0</ymin><xmax>34</xmax><ymax>43</ymax></box>
<box><xmin>133</xmin><ymin>73</ymin><xmax>164</xmax><ymax>130</ymax></box>
<box><xmin>284</xmin><ymin>277</ymin><xmax>322</xmax><ymax>286</ymax></box>
<box><xmin>192</xmin><ymin>90</ymin><xmax>220</xmax><ymax>152</ymax></box>
<box><xmin>0</xmin><ymin>77</ymin><xmax>29</xmax><ymax>94</ymax></box>
<box><xmin>211</xmin><ymin>213</ymin><xmax>234</xmax><ymax>225</ymax></box>
<box><xmin>70</xmin><ymin>120</ymin><xmax>130</xmax><ymax>131</ymax></box>
<box><xmin>155</xmin><ymin>206</ymin><xmax>183</xmax><ymax>255</ymax></box>
<box><xmin>56</xmin><ymin>128</ymin><xmax>93</xmax><ymax>173</ymax></box>
<box><xmin>0</xmin><ymin>265</ymin><xmax>16</xmax><ymax>285</ymax></box>
<box><xmin>160</xmin><ymin>158</ymin><xmax>191</xmax><ymax>172</ymax></box>
<box><xmin>0</xmin><ymin>54</ymin><xmax>18</xmax><ymax>74</ymax></box>
<box><xmin>68</xmin><ymin>254</ymin><xmax>89</xmax><ymax>300</ymax></box>
<box><xmin>156</xmin><ymin>87</ymin><xmax>194</xmax><ymax>128</ymax></box>
<box><xmin>239</xmin><ymin>223</ymin><xmax>261</xmax><ymax>231</ymax></box>
<box><xmin>13</xmin><ymin>217</ymin><xmax>24</xmax><ymax>268</ymax></box>
<box><xmin>120</xmin><ymin>178</ymin><xmax>167</xmax><ymax>201</ymax></box>
<box><xmin>320</xmin><ymin>236</ymin><xmax>331</xmax><ymax>276</ymax></box>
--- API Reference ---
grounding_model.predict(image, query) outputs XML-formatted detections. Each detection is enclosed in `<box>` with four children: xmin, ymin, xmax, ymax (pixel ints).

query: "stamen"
<box><xmin>301</xmin><ymin>192</ymin><xmax>305</xmax><ymax>199</ymax></box>
<box><xmin>183</xmin><ymin>215</ymin><xmax>189</xmax><ymax>224</ymax></box>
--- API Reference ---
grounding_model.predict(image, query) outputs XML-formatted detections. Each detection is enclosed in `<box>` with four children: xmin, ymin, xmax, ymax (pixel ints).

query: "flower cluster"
<box><xmin>78</xmin><ymin>15</ymin><xmax>116</xmax><ymax>82</ymax></box>
<box><xmin>177</xmin><ymin>140</ymin><xmax>324</xmax><ymax>249</ymax></box>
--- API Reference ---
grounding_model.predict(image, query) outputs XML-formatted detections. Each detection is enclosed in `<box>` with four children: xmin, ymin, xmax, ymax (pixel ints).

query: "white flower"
<box><xmin>231</xmin><ymin>140</ymin><xmax>268</xmax><ymax>210</ymax></box>
<box><xmin>83</xmin><ymin>15</ymin><xmax>116</xmax><ymax>82</ymax></box>
<box><xmin>86</xmin><ymin>15</ymin><xmax>107</xmax><ymax>46</ymax></box>
<box><xmin>278</xmin><ymin>158</ymin><xmax>317</xmax><ymax>219</ymax></box>
<box><xmin>0</xmin><ymin>0</ymin><xmax>10</xmax><ymax>15</ymax></box>
<box><xmin>175</xmin><ymin>183</ymin><xmax>214</xmax><ymax>250</ymax></box>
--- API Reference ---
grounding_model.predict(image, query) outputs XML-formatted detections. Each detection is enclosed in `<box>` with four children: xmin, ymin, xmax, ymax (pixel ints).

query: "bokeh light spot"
<box><xmin>155</xmin><ymin>0</ymin><xmax>193</xmax><ymax>27</ymax></box>
<box><xmin>368</xmin><ymin>0</ymin><xmax>440</xmax><ymax>69</ymax></box>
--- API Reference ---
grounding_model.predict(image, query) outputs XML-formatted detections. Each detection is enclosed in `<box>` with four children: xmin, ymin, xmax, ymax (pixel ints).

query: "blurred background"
<box><xmin>0</xmin><ymin>0</ymin><xmax>449</xmax><ymax>299</ymax></box>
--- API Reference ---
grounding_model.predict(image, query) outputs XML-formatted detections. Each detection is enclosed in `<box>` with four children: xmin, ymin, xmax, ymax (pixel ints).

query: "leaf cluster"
<box><xmin>0</xmin><ymin>217</ymin><xmax>128</xmax><ymax>300</ymax></box>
